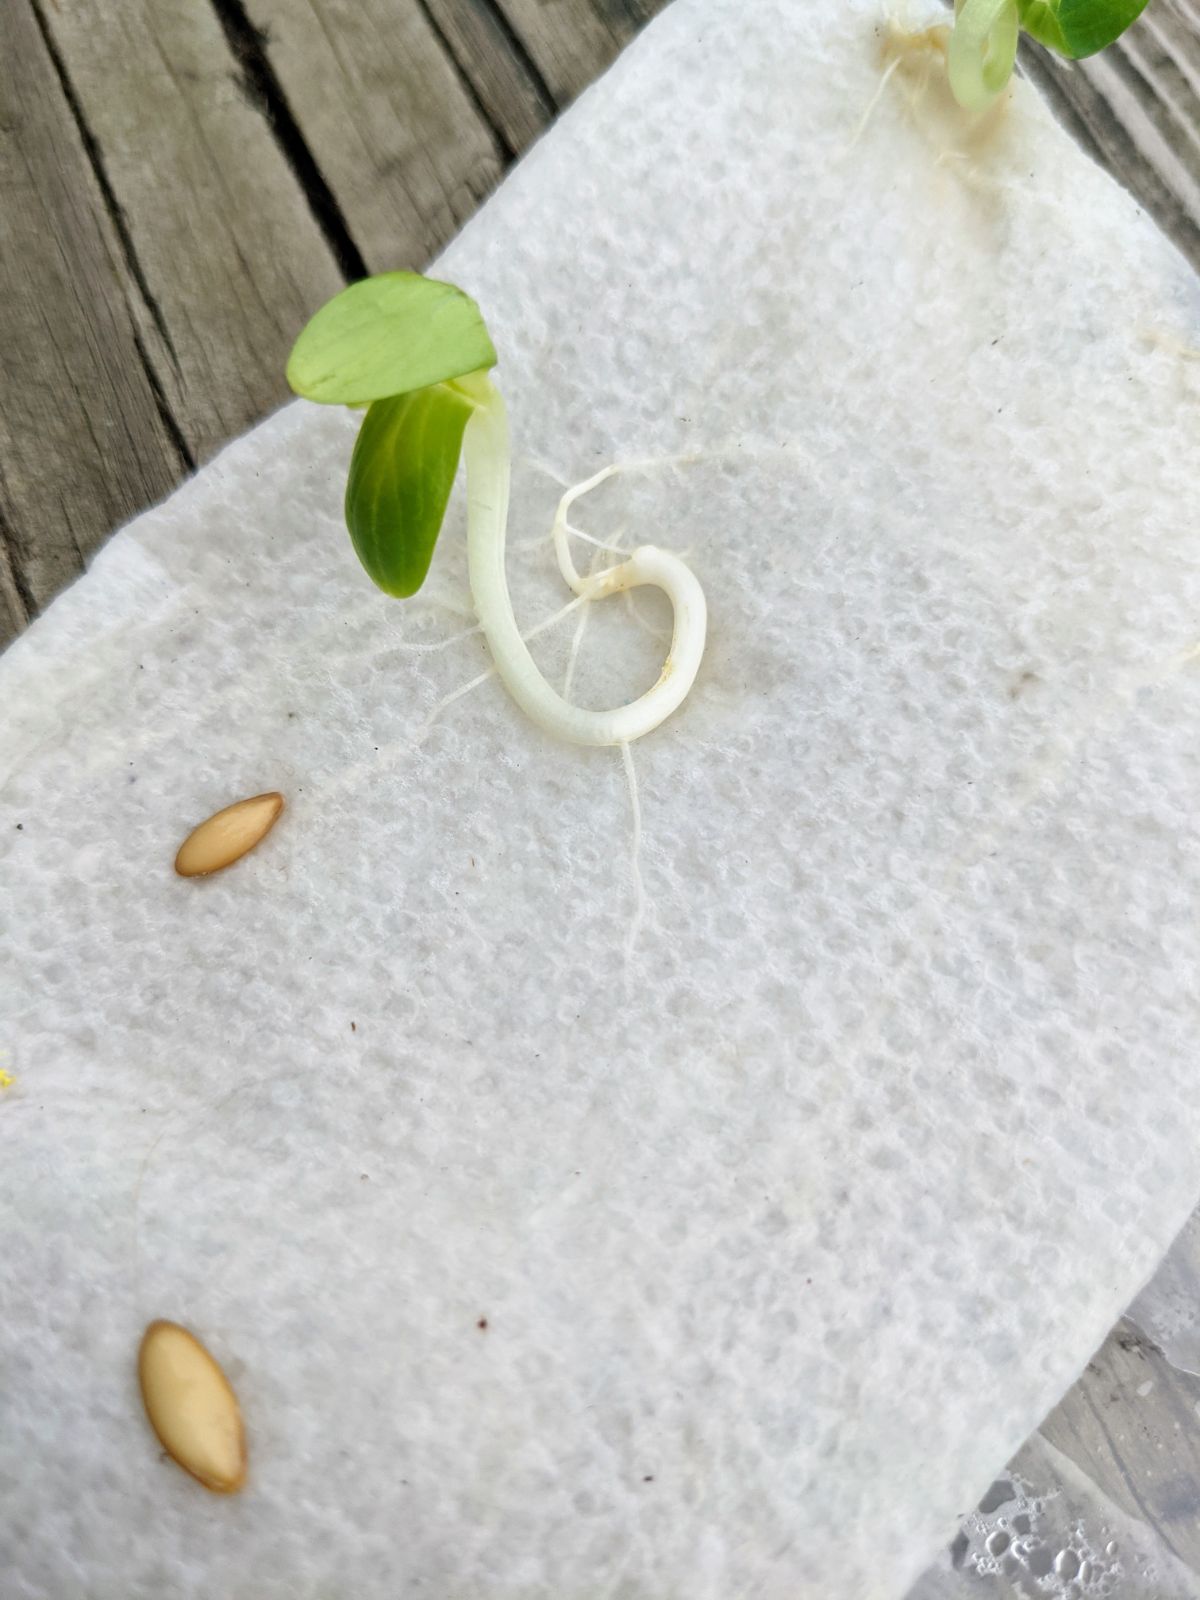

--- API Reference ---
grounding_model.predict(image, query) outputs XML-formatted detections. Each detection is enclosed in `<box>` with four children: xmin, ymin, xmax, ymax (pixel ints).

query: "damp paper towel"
<box><xmin>4</xmin><ymin>0</ymin><xmax>1200</xmax><ymax>1595</ymax></box>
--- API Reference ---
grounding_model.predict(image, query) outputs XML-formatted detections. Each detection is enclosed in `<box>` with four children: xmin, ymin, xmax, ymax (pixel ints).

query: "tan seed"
<box><xmin>175</xmin><ymin>792</ymin><xmax>284</xmax><ymax>877</ymax></box>
<box><xmin>138</xmin><ymin>1319</ymin><xmax>247</xmax><ymax>1493</ymax></box>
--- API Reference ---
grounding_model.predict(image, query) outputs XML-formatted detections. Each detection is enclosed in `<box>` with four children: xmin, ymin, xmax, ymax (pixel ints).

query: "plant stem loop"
<box><xmin>458</xmin><ymin>372</ymin><xmax>707</xmax><ymax>747</ymax></box>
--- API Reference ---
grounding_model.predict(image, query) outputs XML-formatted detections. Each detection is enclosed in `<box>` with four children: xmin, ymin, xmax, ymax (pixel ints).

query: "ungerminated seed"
<box><xmin>175</xmin><ymin>792</ymin><xmax>284</xmax><ymax>876</ymax></box>
<box><xmin>138</xmin><ymin>1319</ymin><xmax>247</xmax><ymax>1493</ymax></box>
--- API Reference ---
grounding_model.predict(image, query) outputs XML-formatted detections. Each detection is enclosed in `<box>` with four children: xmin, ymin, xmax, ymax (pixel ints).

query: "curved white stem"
<box><xmin>458</xmin><ymin>372</ymin><xmax>707</xmax><ymax>747</ymax></box>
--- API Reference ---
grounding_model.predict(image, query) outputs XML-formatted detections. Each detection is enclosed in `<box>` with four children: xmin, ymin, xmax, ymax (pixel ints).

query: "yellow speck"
<box><xmin>0</xmin><ymin>1069</ymin><xmax>15</xmax><ymax>1090</ymax></box>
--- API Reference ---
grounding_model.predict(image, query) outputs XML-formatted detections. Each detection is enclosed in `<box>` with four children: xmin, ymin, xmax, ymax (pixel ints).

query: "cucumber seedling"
<box><xmin>288</xmin><ymin>273</ymin><xmax>706</xmax><ymax>748</ymax></box>
<box><xmin>947</xmin><ymin>0</ymin><xmax>1150</xmax><ymax>110</ymax></box>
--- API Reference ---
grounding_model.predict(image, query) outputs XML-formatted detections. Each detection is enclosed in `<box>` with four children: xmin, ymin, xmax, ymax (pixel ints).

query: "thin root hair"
<box><xmin>415</xmin><ymin>666</ymin><xmax>498</xmax><ymax>743</ymax></box>
<box><xmin>386</xmin><ymin>621</ymin><xmax>484</xmax><ymax>654</ymax></box>
<box><xmin>563</xmin><ymin>537</ymin><xmax>613</xmax><ymax>699</ymax></box>
<box><xmin>417</xmin><ymin>594</ymin><xmax>589</xmax><ymax>741</ymax></box>
<box><xmin>566</xmin><ymin>521</ymin><xmax>631</xmax><ymax>557</ymax></box>
<box><xmin>515</xmin><ymin>454</ymin><xmax>572</xmax><ymax>489</ymax></box>
<box><xmin>563</xmin><ymin>599</ymin><xmax>591</xmax><ymax>700</ymax></box>
<box><xmin>847</xmin><ymin>53</ymin><xmax>902</xmax><ymax>150</ymax></box>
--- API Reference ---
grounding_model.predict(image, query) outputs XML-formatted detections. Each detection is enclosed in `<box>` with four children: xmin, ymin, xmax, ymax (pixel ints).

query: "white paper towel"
<box><xmin>4</xmin><ymin>2</ymin><xmax>1200</xmax><ymax>1595</ymax></box>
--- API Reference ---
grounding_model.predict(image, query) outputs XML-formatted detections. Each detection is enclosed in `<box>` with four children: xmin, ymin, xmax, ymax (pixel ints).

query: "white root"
<box><xmin>416</xmin><ymin>665</ymin><xmax>497</xmax><ymax>742</ymax></box>
<box><xmin>562</xmin><ymin>534</ymin><xmax>611</xmax><ymax>699</ymax></box>
<box><xmin>416</xmin><ymin>593</ymin><xmax>588</xmax><ymax>742</ymax></box>
<box><xmin>620</xmin><ymin>739</ymin><xmax>647</xmax><ymax>972</ymax></box>
<box><xmin>562</xmin><ymin>603</ymin><xmax>591</xmax><ymax>701</ymax></box>
<box><xmin>847</xmin><ymin>53</ymin><xmax>902</xmax><ymax>149</ymax></box>
<box><xmin>457</xmin><ymin>372</ymin><xmax>707</xmax><ymax>747</ymax></box>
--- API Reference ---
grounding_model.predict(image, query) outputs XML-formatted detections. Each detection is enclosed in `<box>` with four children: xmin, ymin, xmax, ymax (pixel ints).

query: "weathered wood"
<box><xmin>0</xmin><ymin>0</ymin><xmax>184</xmax><ymax>647</ymax></box>
<box><xmin>1039</xmin><ymin>1315</ymin><xmax>1200</xmax><ymax>1575</ymax></box>
<box><xmin>908</xmin><ymin>1214</ymin><xmax>1200</xmax><ymax>1588</ymax></box>
<box><xmin>242</xmin><ymin>0</ymin><xmax>510</xmax><ymax>271</ymax></box>
<box><xmin>1021</xmin><ymin>0</ymin><xmax>1200</xmax><ymax>270</ymax></box>
<box><xmin>495</xmin><ymin>0</ymin><xmax>660</xmax><ymax>105</ymax></box>
<box><xmin>31</xmin><ymin>0</ymin><xmax>345</xmax><ymax>467</ymax></box>
<box><xmin>420</xmin><ymin>0</ymin><xmax>557</xmax><ymax>155</ymax></box>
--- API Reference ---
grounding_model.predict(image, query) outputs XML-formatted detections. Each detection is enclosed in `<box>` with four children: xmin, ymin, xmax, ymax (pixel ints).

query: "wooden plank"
<box><xmin>1038</xmin><ymin>1315</ymin><xmax>1200</xmax><ymax>1575</ymax></box>
<box><xmin>493</xmin><ymin>0</ymin><xmax>660</xmax><ymax>105</ymax></box>
<box><xmin>1021</xmin><ymin>0</ymin><xmax>1200</xmax><ymax>270</ymax></box>
<box><xmin>419</xmin><ymin>0</ymin><xmax>556</xmax><ymax>155</ymax></box>
<box><xmin>0</xmin><ymin>0</ymin><xmax>184</xmax><ymax>647</ymax></box>
<box><xmin>32</xmin><ymin>0</ymin><xmax>346</xmax><ymax>466</ymax></box>
<box><xmin>240</xmin><ymin>0</ymin><xmax>512</xmax><ymax>270</ymax></box>
<box><xmin>1131</xmin><ymin>1209</ymin><xmax>1200</xmax><ymax>1380</ymax></box>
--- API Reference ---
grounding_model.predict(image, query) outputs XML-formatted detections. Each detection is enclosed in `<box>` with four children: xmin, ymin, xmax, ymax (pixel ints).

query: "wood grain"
<box><xmin>29</xmin><ymin>0</ymin><xmax>345</xmax><ymax>467</ymax></box>
<box><xmin>1021</xmin><ymin>0</ymin><xmax>1200</xmax><ymax>266</ymax></box>
<box><xmin>495</xmin><ymin>0</ymin><xmax>659</xmax><ymax>105</ymax></box>
<box><xmin>420</xmin><ymin>0</ymin><xmax>557</xmax><ymax>154</ymax></box>
<box><xmin>241</xmin><ymin>0</ymin><xmax>508</xmax><ymax>271</ymax></box>
<box><xmin>1049</xmin><ymin>1212</ymin><xmax>1200</xmax><ymax>1575</ymax></box>
<box><xmin>1040</xmin><ymin>1316</ymin><xmax>1200</xmax><ymax>1575</ymax></box>
<box><xmin>0</xmin><ymin>0</ymin><xmax>184</xmax><ymax>647</ymax></box>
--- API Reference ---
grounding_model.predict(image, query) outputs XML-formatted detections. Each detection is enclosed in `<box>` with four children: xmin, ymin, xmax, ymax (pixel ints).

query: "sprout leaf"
<box><xmin>1018</xmin><ymin>0</ymin><xmax>1150</xmax><ymax>58</ymax></box>
<box><xmin>344</xmin><ymin>383</ymin><xmax>474</xmax><ymax>597</ymax></box>
<box><xmin>288</xmin><ymin>272</ymin><xmax>497</xmax><ymax>406</ymax></box>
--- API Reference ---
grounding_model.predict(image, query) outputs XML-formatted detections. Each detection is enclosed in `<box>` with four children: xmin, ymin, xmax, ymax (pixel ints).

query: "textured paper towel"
<box><xmin>4</xmin><ymin>2</ymin><xmax>1200</xmax><ymax>1595</ymax></box>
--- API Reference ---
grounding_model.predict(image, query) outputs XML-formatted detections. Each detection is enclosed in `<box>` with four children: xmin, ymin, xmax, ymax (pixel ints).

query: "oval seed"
<box><xmin>175</xmin><ymin>792</ymin><xmax>284</xmax><ymax>877</ymax></box>
<box><xmin>138</xmin><ymin>1320</ymin><xmax>247</xmax><ymax>1493</ymax></box>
